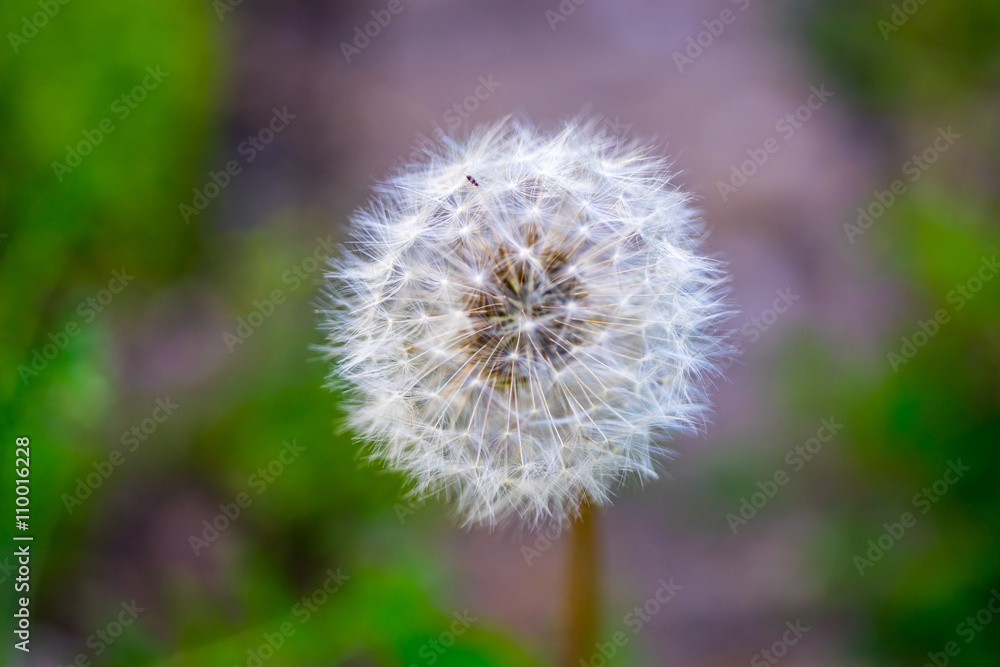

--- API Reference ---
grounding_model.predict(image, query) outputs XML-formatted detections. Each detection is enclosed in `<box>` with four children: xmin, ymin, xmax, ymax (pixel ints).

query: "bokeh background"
<box><xmin>2</xmin><ymin>0</ymin><xmax>999</xmax><ymax>665</ymax></box>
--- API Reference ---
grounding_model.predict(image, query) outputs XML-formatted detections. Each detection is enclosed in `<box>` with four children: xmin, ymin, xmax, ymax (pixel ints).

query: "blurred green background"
<box><xmin>1</xmin><ymin>0</ymin><xmax>998</xmax><ymax>665</ymax></box>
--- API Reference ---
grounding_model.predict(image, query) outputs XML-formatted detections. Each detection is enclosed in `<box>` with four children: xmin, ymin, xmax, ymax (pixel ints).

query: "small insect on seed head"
<box><xmin>321</xmin><ymin>118</ymin><xmax>732</xmax><ymax>527</ymax></box>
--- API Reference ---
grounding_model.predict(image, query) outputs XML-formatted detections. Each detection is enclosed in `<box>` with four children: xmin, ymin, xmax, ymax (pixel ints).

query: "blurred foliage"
<box><xmin>796</xmin><ymin>0</ymin><xmax>1000</xmax><ymax>113</ymax></box>
<box><xmin>790</xmin><ymin>1</ymin><xmax>1000</xmax><ymax>665</ymax></box>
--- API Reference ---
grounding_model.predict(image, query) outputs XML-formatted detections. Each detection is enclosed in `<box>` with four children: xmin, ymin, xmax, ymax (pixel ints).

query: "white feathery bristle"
<box><xmin>320</xmin><ymin>118</ymin><xmax>731</xmax><ymax>527</ymax></box>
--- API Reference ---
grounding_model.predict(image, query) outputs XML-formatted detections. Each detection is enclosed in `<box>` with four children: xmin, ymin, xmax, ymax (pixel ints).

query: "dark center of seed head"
<box><xmin>463</xmin><ymin>246</ymin><xmax>588</xmax><ymax>385</ymax></box>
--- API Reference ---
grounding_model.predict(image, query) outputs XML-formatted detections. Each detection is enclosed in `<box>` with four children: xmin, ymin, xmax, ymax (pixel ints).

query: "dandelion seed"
<box><xmin>320</xmin><ymin>118</ymin><xmax>731</xmax><ymax>527</ymax></box>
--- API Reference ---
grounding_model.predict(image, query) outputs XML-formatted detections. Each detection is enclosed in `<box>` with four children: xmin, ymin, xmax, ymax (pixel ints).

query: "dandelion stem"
<box><xmin>564</xmin><ymin>496</ymin><xmax>598</xmax><ymax>667</ymax></box>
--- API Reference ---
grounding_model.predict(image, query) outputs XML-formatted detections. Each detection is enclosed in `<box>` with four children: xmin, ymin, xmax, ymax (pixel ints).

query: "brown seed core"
<box><xmin>462</xmin><ymin>244</ymin><xmax>589</xmax><ymax>387</ymax></box>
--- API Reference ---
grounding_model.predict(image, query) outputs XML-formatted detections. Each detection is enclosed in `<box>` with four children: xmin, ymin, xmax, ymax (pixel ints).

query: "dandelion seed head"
<box><xmin>321</xmin><ymin>118</ymin><xmax>731</xmax><ymax>527</ymax></box>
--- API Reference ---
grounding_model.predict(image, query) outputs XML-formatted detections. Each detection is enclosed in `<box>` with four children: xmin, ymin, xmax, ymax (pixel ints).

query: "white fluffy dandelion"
<box><xmin>321</xmin><ymin>118</ymin><xmax>730</xmax><ymax>527</ymax></box>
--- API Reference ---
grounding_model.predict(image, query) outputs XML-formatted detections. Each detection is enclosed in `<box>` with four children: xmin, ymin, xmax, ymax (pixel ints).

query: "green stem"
<box><xmin>564</xmin><ymin>497</ymin><xmax>599</xmax><ymax>667</ymax></box>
